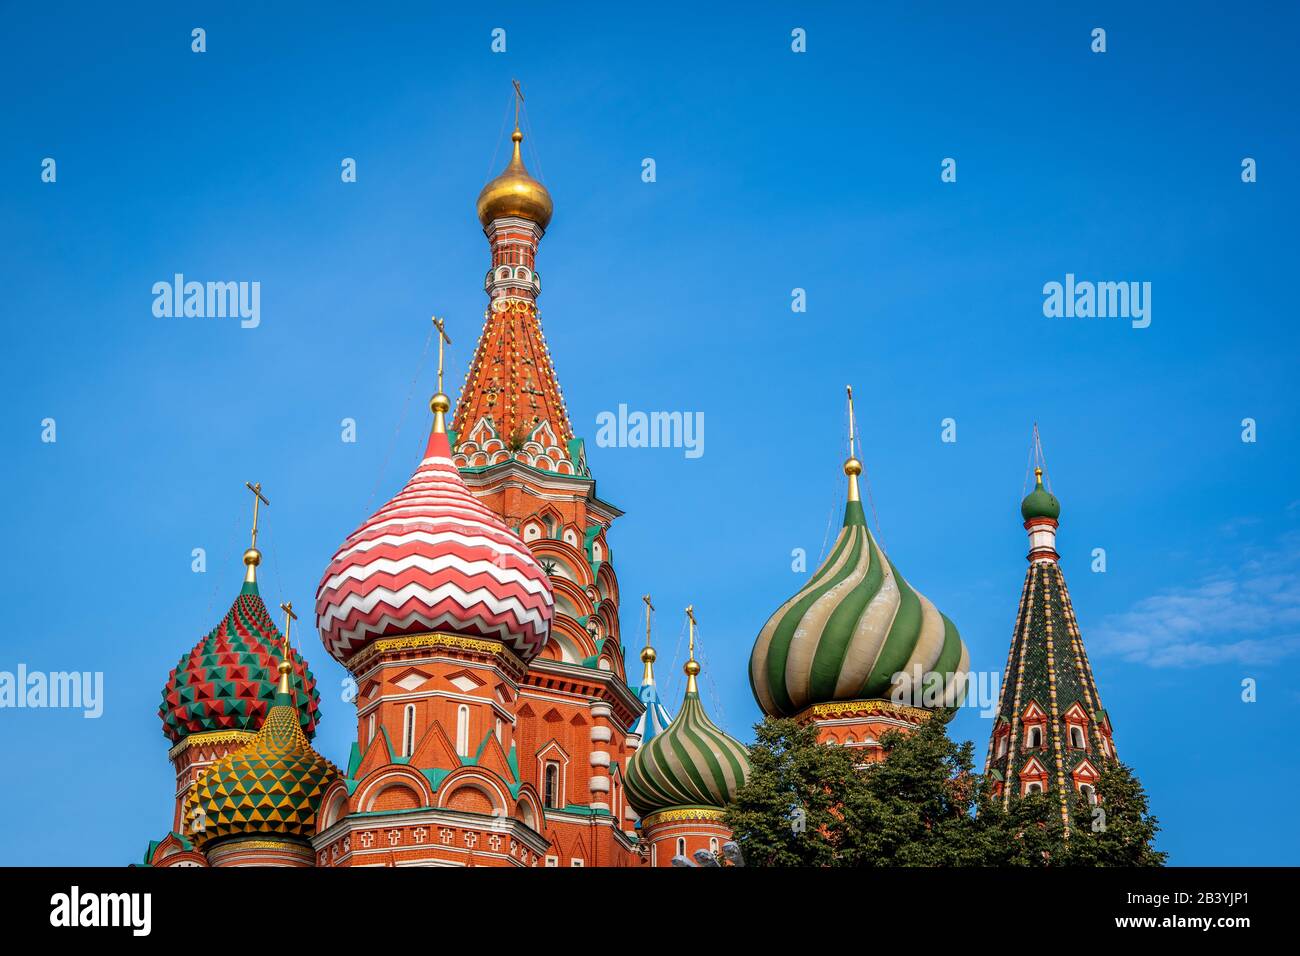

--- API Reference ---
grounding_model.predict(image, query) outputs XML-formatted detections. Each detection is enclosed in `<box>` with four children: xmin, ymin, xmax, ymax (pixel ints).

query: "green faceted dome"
<box><xmin>625</xmin><ymin>684</ymin><xmax>751</xmax><ymax>819</ymax></box>
<box><xmin>1020</xmin><ymin>468</ymin><xmax>1061</xmax><ymax>521</ymax></box>
<box><xmin>749</xmin><ymin>469</ymin><xmax>970</xmax><ymax>718</ymax></box>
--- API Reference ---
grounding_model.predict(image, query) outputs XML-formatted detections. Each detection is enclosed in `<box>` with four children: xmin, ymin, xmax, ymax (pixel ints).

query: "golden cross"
<box><xmin>277</xmin><ymin>601</ymin><xmax>298</xmax><ymax>700</ymax></box>
<box><xmin>642</xmin><ymin>594</ymin><xmax>654</xmax><ymax>649</ymax></box>
<box><xmin>512</xmin><ymin>79</ymin><xmax>524</xmax><ymax>130</ymax></box>
<box><xmin>279</xmin><ymin>601</ymin><xmax>297</xmax><ymax>653</ymax></box>
<box><xmin>432</xmin><ymin>316</ymin><xmax>452</xmax><ymax>393</ymax></box>
<box><xmin>846</xmin><ymin>385</ymin><xmax>856</xmax><ymax>460</ymax></box>
<box><xmin>685</xmin><ymin>604</ymin><xmax>697</xmax><ymax>660</ymax></box>
<box><xmin>244</xmin><ymin>481</ymin><xmax>269</xmax><ymax>549</ymax></box>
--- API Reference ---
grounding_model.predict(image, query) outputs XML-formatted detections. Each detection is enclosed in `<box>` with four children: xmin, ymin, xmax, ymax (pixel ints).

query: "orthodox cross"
<box><xmin>244</xmin><ymin>481</ymin><xmax>269</xmax><ymax>549</ymax></box>
<box><xmin>846</xmin><ymin>385</ymin><xmax>857</xmax><ymax>460</ymax></box>
<box><xmin>279</xmin><ymin>601</ymin><xmax>297</xmax><ymax>649</ymax></box>
<box><xmin>278</xmin><ymin>601</ymin><xmax>298</xmax><ymax>701</ymax></box>
<box><xmin>512</xmin><ymin>79</ymin><xmax>525</xmax><ymax>129</ymax></box>
<box><xmin>642</xmin><ymin>594</ymin><xmax>654</xmax><ymax>651</ymax></box>
<box><xmin>685</xmin><ymin>604</ymin><xmax>697</xmax><ymax>659</ymax></box>
<box><xmin>432</xmin><ymin>316</ymin><xmax>452</xmax><ymax>393</ymax></box>
<box><xmin>1032</xmin><ymin>422</ymin><xmax>1050</xmax><ymax>491</ymax></box>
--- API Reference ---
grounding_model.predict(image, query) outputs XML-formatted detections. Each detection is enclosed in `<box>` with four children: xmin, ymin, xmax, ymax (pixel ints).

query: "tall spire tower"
<box><xmin>985</xmin><ymin>435</ymin><xmax>1117</xmax><ymax>830</ymax></box>
<box><xmin>455</xmin><ymin>81</ymin><xmax>573</xmax><ymax>460</ymax></box>
<box><xmin>308</xmin><ymin>93</ymin><xmax>644</xmax><ymax>868</ymax></box>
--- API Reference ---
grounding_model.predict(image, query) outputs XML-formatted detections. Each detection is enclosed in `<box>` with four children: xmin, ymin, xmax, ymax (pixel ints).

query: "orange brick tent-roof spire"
<box><xmin>452</xmin><ymin>101</ymin><xmax>579</xmax><ymax>474</ymax></box>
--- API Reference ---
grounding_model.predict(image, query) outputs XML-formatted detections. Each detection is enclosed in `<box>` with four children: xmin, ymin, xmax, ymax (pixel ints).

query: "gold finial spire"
<box><xmin>1034</xmin><ymin>465</ymin><xmax>1044</xmax><ymax>486</ymax></box>
<box><xmin>640</xmin><ymin>594</ymin><xmax>657</xmax><ymax>684</ymax></box>
<box><xmin>684</xmin><ymin>605</ymin><xmax>700</xmax><ymax>693</ymax></box>
<box><xmin>843</xmin><ymin>386</ymin><xmax>863</xmax><ymax>503</ymax></box>
<box><xmin>243</xmin><ymin>481</ymin><xmax>270</xmax><ymax>583</ymax></box>
<box><xmin>430</xmin><ymin>317</ymin><xmax>453</xmax><ymax>434</ymax></box>
<box><xmin>277</xmin><ymin>601</ymin><xmax>297</xmax><ymax>697</ymax></box>
<box><xmin>476</xmin><ymin>82</ymin><xmax>553</xmax><ymax>229</ymax></box>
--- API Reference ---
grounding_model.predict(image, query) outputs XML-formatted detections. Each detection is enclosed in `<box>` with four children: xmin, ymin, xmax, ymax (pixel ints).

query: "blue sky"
<box><xmin>2</xmin><ymin>3</ymin><xmax>1297</xmax><ymax>865</ymax></box>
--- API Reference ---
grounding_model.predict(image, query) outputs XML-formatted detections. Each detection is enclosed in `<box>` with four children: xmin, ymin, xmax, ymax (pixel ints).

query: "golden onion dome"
<box><xmin>476</xmin><ymin>128</ymin><xmax>553</xmax><ymax>230</ymax></box>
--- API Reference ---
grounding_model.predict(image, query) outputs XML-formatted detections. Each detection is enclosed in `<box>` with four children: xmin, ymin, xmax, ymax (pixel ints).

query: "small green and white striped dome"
<box><xmin>624</xmin><ymin>685</ymin><xmax>751</xmax><ymax>819</ymax></box>
<box><xmin>749</xmin><ymin>469</ymin><xmax>970</xmax><ymax>717</ymax></box>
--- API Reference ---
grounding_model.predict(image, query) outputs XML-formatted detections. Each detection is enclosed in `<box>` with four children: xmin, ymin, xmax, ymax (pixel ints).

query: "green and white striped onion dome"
<box><xmin>624</xmin><ymin>663</ymin><xmax>751</xmax><ymax>819</ymax></box>
<box><xmin>749</xmin><ymin>459</ymin><xmax>970</xmax><ymax>717</ymax></box>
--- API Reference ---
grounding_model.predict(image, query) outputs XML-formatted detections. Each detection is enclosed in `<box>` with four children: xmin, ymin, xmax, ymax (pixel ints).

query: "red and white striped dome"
<box><xmin>316</xmin><ymin>428</ymin><xmax>554</xmax><ymax>665</ymax></box>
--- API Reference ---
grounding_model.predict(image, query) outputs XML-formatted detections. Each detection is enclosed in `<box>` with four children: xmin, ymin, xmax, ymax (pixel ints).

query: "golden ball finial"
<box><xmin>430</xmin><ymin>392</ymin><xmax>451</xmax><ymax>414</ymax></box>
<box><xmin>640</xmin><ymin>646</ymin><xmax>657</xmax><ymax>665</ymax></box>
<box><xmin>243</xmin><ymin>548</ymin><xmax>261</xmax><ymax>567</ymax></box>
<box><xmin>278</xmin><ymin>658</ymin><xmax>292</xmax><ymax>676</ymax></box>
<box><xmin>684</xmin><ymin>659</ymin><xmax>701</xmax><ymax>677</ymax></box>
<box><xmin>844</xmin><ymin>457</ymin><xmax>863</xmax><ymax>477</ymax></box>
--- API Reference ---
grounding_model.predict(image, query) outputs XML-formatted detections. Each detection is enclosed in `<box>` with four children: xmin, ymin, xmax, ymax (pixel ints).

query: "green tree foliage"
<box><xmin>725</xmin><ymin>715</ymin><xmax>1165</xmax><ymax>867</ymax></box>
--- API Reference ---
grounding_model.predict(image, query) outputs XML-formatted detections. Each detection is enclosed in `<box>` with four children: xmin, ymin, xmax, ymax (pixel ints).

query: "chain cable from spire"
<box><xmin>366</xmin><ymin>321</ymin><xmax>435</xmax><ymax>510</ymax></box>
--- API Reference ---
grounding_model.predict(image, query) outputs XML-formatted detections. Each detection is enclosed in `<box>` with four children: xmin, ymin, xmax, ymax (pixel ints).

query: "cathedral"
<box><xmin>139</xmin><ymin>100</ymin><xmax>1121</xmax><ymax>868</ymax></box>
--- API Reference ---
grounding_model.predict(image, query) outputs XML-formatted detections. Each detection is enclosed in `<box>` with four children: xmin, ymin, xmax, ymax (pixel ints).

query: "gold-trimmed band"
<box><xmin>798</xmin><ymin>698</ymin><xmax>933</xmax><ymax>724</ymax></box>
<box><xmin>348</xmin><ymin>631</ymin><xmax>522</xmax><ymax>672</ymax></box>
<box><xmin>641</xmin><ymin>807</ymin><xmax>727</xmax><ymax>828</ymax></box>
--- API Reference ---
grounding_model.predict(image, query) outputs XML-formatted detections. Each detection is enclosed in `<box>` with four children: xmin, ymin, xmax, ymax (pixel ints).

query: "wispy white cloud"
<box><xmin>1091</xmin><ymin>532</ymin><xmax>1300</xmax><ymax>668</ymax></box>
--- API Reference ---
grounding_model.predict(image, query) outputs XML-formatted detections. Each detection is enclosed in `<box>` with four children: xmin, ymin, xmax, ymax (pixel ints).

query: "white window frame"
<box><xmin>402</xmin><ymin>703</ymin><xmax>416</xmax><ymax>757</ymax></box>
<box><xmin>456</xmin><ymin>704</ymin><xmax>470</xmax><ymax>757</ymax></box>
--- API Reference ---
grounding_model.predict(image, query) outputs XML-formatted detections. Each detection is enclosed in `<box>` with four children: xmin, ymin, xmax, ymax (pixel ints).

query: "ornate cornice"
<box><xmin>347</xmin><ymin>631</ymin><xmax>524</xmax><ymax>676</ymax></box>
<box><xmin>641</xmin><ymin>807</ymin><xmax>727</xmax><ymax>828</ymax></box>
<box><xmin>797</xmin><ymin>698</ymin><xmax>933</xmax><ymax>725</ymax></box>
<box><xmin>168</xmin><ymin>730</ymin><xmax>256</xmax><ymax>761</ymax></box>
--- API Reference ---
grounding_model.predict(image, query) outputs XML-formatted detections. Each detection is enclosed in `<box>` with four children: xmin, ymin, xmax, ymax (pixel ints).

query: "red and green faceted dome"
<box><xmin>159</xmin><ymin>582</ymin><xmax>321</xmax><ymax>743</ymax></box>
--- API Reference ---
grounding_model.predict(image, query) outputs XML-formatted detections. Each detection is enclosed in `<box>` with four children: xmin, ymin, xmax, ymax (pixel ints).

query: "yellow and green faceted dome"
<box><xmin>624</xmin><ymin>689</ymin><xmax>751</xmax><ymax>819</ymax></box>
<box><xmin>750</xmin><ymin>489</ymin><xmax>970</xmax><ymax>717</ymax></box>
<box><xmin>185</xmin><ymin>679</ymin><xmax>339</xmax><ymax>849</ymax></box>
<box><xmin>159</xmin><ymin>581</ymin><xmax>320</xmax><ymax>743</ymax></box>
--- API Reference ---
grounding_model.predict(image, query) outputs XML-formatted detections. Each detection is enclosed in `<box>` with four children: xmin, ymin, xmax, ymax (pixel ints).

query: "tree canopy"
<box><xmin>724</xmin><ymin>716</ymin><xmax>1166</xmax><ymax>867</ymax></box>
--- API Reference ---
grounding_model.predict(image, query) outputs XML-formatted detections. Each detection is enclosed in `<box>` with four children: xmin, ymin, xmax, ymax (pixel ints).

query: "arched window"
<box><xmin>1026</xmin><ymin>726</ymin><xmax>1043</xmax><ymax>749</ymax></box>
<box><xmin>544</xmin><ymin>762</ymin><xmax>560</xmax><ymax>809</ymax></box>
<box><xmin>1025</xmin><ymin>781</ymin><xmax>1043</xmax><ymax>795</ymax></box>
<box><xmin>709</xmin><ymin>837</ymin><xmax>719</xmax><ymax>855</ymax></box>
<box><xmin>997</xmin><ymin>735</ymin><xmax>1008</xmax><ymax>757</ymax></box>
<box><xmin>495</xmin><ymin>718</ymin><xmax>503</xmax><ymax>744</ymax></box>
<box><xmin>367</xmin><ymin>713</ymin><xmax>375</xmax><ymax>745</ymax></box>
<box><xmin>1080</xmin><ymin>784</ymin><xmax>1097</xmax><ymax>804</ymax></box>
<box><xmin>675</xmin><ymin>838</ymin><xmax>686</xmax><ymax>858</ymax></box>
<box><xmin>456</xmin><ymin>704</ymin><xmax>470</xmax><ymax>757</ymax></box>
<box><xmin>402</xmin><ymin>704</ymin><xmax>416</xmax><ymax>757</ymax></box>
<box><xmin>1070</xmin><ymin>726</ymin><xmax>1086</xmax><ymax>749</ymax></box>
